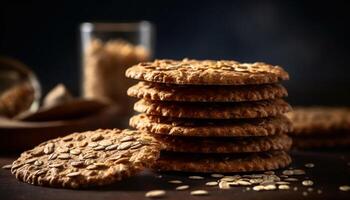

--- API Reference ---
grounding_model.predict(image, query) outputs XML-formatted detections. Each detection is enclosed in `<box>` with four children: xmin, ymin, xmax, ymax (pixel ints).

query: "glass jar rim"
<box><xmin>80</xmin><ymin>21</ymin><xmax>154</xmax><ymax>32</ymax></box>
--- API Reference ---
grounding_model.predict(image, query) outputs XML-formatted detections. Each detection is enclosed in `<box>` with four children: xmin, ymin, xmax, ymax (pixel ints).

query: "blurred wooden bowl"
<box><xmin>0</xmin><ymin>106</ymin><xmax>121</xmax><ymax>152</ymax></box>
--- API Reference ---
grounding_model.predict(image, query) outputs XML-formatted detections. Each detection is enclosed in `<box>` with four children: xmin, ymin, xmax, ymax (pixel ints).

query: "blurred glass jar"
<box><xmin>80</xmin><ymin>21</ymin><xmax>155</xmax><ymax>117</ymax></box>
<box><xmin>0</xmin><ymin>57</ymin><xmax>41</xmax><ymax>118</ymax></box>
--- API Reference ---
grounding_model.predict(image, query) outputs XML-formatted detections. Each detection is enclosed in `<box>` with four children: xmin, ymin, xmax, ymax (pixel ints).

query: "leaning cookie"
<box><xmin>126</xmin><ymin>59</ymin><xmax>289</xmax><ymax>85</ymax></box>
<box><xmin>130</xmin><ymin>114</ymin><xmax>292</xmax><ymax>137</ymax></box>
<box><xmin>154</xmin><ymin>151</ymin><xmax>291</xmax><ymax>173</ymax></box>
<box><xmin>11</xmin><ymin>129</ymin><xmax>161</xmax><ymax>189</ymax></box>
<box><xmin>155</xmin><ymin>134</ymin><xmax>292</xmax><ymax>153</ymax></box>
<box><xmin>127</xmin><ymin>81</ymin><xmax>288</xmax><ymax>102</ymax></box>
<box><xmin>134</xmin><ymin>99</ymin><xmax>291</xmax><ymax>119</ymax></box>
<box><xmin>286</xmin><ymin>107</ymin><xmax>350</xmax><ymax>135</ymax></box>
<box><xmin>292</xmin><ymin>134</ymin><xmax>350</xmax><ymax>148</ymax></box>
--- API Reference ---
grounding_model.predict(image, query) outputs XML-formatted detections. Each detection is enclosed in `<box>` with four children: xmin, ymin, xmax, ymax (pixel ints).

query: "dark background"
<box><xmin>1</xmin><ymin>0</ymin><xmax>349</xmax><ymax>106</ymax></box>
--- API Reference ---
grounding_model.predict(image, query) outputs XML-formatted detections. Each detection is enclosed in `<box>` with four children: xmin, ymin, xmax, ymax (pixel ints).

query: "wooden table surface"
<box><xmin>1</xmin><ymin>150</ymin><xmax>349</xmax><ymax>200</ymax></box>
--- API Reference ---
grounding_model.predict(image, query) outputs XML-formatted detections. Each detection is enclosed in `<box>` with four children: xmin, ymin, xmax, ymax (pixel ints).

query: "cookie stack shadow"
<box><xmin>126</xmin><ymin>59</ymin><xmax>293</xmax><ymax>173</ymax></box>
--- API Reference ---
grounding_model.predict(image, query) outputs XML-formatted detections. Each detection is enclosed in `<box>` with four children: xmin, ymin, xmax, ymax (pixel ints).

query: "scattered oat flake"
<box><xmin>246</xmin><ymin>187</ymin><xmax>251</xmax><ymax>191</ymax></box>
<box><xmin>190</xmin><ymin>190</ymin><xmax>209</xmax><ymax>196</ymax></box>
<box><xmin>282</xmin><ymin>170</ymin><xmax>294</xmax><ymax>176</ymax></box>
<box><xmin>264</xmin><ymin>171</ymin><xmax>275</xmax><ymax>175</ymax></box>
<box><xmin>219</xmin><ymin>181</ymin><xmax>230</xmax><ymax>189</ymax></box>
<box><xmin>206</xmin><ymin>181</ymin><xmax>218</xmax><ymax>186</ymax></box>
<box><xmin>302</xmin><ymin>191</ymin><xmax>308</xmax><ymax>196</ymax></box>
<box><xmin>176</xmin><ymin>185</ymin><xmax>189</xmax><ymax>191</ymax></box>
<box><xmin>145</xmin><ymin>190</ymin><xmax>166</xmax><ymax>198</ymax></box>
<box><xmin>253</xmin><ymin>185</ymin><xmax>264</xmax><ymax>191</ymax></box>
<box><xmin>2</xmin><ymin>164</ymin><xmax>12</xmax><ymax>169</ymax></box>
<box><xmin>264</xmin><ymin>184</ymin><xmax>277</xmax><ymax>190</ymax></box>
<box><xmin>188</xmin><ymin>175</ymin><xmax>204</xmax><ymax>180</ymax></box>
<box><xmin>211</xmin><ymin>173</ymin><xmax>224</xmax><ymax>178</ymax></box>
<box><xmin>293</xmin><ymin>169</ymin><xmax>306</xmax><ymax>175</ymax></box>
<box><xmin>293</xmin><ymin>187</ymin><xmax>298</xmax><ymax>191</ymax></box>
<box><xmin>339</xmin><ymin>185</ymin><xmax>350</xmax><ymax>192</ymax></box>
<box><xmin>305</xmin><ymin>163</ymin><xmax>315</xmax><ymax>168</ymax></box>
<box><xmin>156</xmin><ymin>175</ymin><xmax>162</xmax><ymax>179</ymax></box>
<box><xmin>278</xmin><ymin>185</ymin><xmax>290</xmax><ymax>190</ymax></box>
<box><xmin>302</xmin><ymin>180</ymin><xmax>314</xmax><ymax>187</ymax></box>
<box><xmin>168</xmin><ymin>180</ymin><xmax>182</xmax><ymax>184</ymax></box>
<box><xmin>307</xmin><ymin>188</ymin><xmax>314</xmax><ymax>192</ymax></box>
<box><xmin>317</xmin><ymin>189</ymin><xmax>322</xmax><ymax>194</ymax></box>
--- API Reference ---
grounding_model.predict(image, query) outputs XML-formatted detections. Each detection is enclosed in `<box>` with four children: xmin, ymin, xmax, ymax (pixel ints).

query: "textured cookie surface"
<box><xmin>292</xmin><ymin>134</ymin><xmax>350</xmax><ymax>148</ymax></box>
<box><xmin>128</xmin><ymin>82</ymin><xmax>288</xmax><ymax>102</ymax></box>
<box><xmin>125</xmin><ymin>59</ymin><xmax>289</xmax><ymax>85</ymax></box>
<box><xmin>134</xmin><ymin>99</ymin><xmax>291</xmax><ymax>119</ymax></box>
<box><xmin>155</xmin><ymin>151</ymin><xmax>291</xmax><ymax>173</ymax></box>
<box><xmin>155</xmin><ymin>134</ymin><xmax>292</xmax><ymax>153</ymax></box>
<box><xmin>130</xmin><ymin>114</ymin><xmax>292</xmax><ymax>137</ymax></box>
<box><xmin>286</xmin><ymin>107</ymin><xmax>350</xmax><ymax>135</ymax></box>
<box><xmin>11</xmin><ymin>129</ymin><xmax>161</xmax><ymax>188</ymax></box>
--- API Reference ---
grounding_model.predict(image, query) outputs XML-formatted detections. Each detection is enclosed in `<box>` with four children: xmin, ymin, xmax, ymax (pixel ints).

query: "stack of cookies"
<box><xmin>287</xmin><ymin>107</ymin><xmax>350</xmax><ymax>148</ymax></box>
<box><xmin>126</xmin><ymin>59</ymin><xmax>293</xmax><ymax>173</ymax></box>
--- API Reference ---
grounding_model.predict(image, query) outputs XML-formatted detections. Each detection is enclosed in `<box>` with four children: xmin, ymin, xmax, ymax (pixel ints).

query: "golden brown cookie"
<box><xmin>154</xmin><ymin>151</ymin><xmax>291</xmax><ymax>173</ymax></box>
<box><xmin>127</xmin><ymin>81</ymin><xmax>288</xmax><ymax>102</ymax></box>
<box><xmin>130</xmin><ymin>114</ymin><xmax>292</xmax><ymax>137</ymax></box>
<box><xmin>134</xmin><ymin>99</ymin><xmax>291</xmax><ymax>119</ymax></box>
<box><xmin>286</xmin><ymin>107</ymin><xmax>350</xmax><ymax>135</ymax></box>
<box><xmin>292</xmin><ymin>134</ymin><xmax>350</xmax><ymax>148</ymax></box>
<box><xmin>125</xmin><ymin>59</ymin><xmax>289</xmax><ymax>85</ymax></box>
<box><xmin>11</xmin><ymin>129</ymin><xmax>161</xmax><ymax>188</ymax></box>
<box><xmin>155</xmin><ymin>134</ymin><xmax>292</xmax><ymax>153</ymax></box>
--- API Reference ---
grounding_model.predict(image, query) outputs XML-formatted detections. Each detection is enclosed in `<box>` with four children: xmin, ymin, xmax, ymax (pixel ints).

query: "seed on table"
<box><xmin>176</xmin><ymin>185</ymin><xmax>189</xmax><ymax>191</ymax></box>
<box><xmin>190</xmin><ymin>190</ymin><xmax>209</xmax><ymax>196</ymax></box>
<box><xmin>293</xmin><ymin>169</ymin><xmax>305</xmax><ymax>175</ymax></box>
<box><xmin>211</xmin><ymin>173</ymin><xmax>224</xmax><ymax>178</ymax></box>
<box><xmin>264</xmin><ymin>184</ymin><xmax>276</xmax><ymax>190</ymax></box>
<box><xmin>206</xmin><ymin>181</ymin><xmax>218</xmax><ymax>186</ymax></box>
<box><xmin>302</xmin><ymin>191</ymin><xmax>308</xmax><ymax>196</ymax></box>
<box><xmin>305</xmin><ymin>163</ymin><xmax>315</xmax><ymax>168</ymax></box>
<box><xmin>145</xmin><ymin>190</ymin><xmax>166</xmax><ymax>198</ymax></box>
<box><xmin>168</xmin><ymin>180</ymin><xmax>182</xmax><ymax>184</ymax></box>
<box><xmin>317</xmin><ymin>189</ymin><xmax>322</xmax><ymax>194</ymax></box>
<box><xmin>264</xmin><ymin>171</ymin><xmax>275</xmax><ymax>175</ymax></box>
<box><xmin>278</xmin><ymin>185</ymin><xmax>290</xmax><ymax>190</ymax></box>
<box><xmin>307</xmin><ymin>188</ymin><xmax>314</xmax><ymax>192</ymax></box>
<box><xmin>302</xmin><ymin>180</ymin><xmax>314</xmax><ymax>186</ymax></box>
<box><xmin>339</xmin><ymin>185</ymin><xmax>350</xmax><ymax>192</ymax></box>
<box><xmin>2</xmin><ymin>164</ymin><xmax>12</xmax><ymax>169</ymax></box>
<box><xmin>188</xmin><ymin>175</ymin><xmax>204</xmax><ymax>180</ymax></box>
<box><xmin>219</xmin><ymin>181</ymin><xmax>230</xmax><ymax>189</ymax></box>
<box><xmin>282</xmin><ymin>170</ymin><xmax>294</xmax><ymax>176</ymax></box>
<box><xmin>253</xmin><ymin>185</ymin><xmax>264</xmax><ymax>191</ymax></box>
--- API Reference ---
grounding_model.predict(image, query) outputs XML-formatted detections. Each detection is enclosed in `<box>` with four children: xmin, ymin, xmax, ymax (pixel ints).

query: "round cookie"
<box><xmin>130</xmin><ymin>114</ymin><xmax>292</xmax><ymax>137</ymax></box>
<box><xmin>11</xmin><ymin>129</ymin><xmax>161</xmax><ymax>188</ymax></box>
<box><xmin>134</xmin><ymin>99</ymin><xmax>292</xmax><ymax>119</ymax></box>
<box><xmin>125</xmin><ymin>59</ymin><xmax>289</xmax><ymax>85</ymax></box>
<box><xmin>155</xmin><ymin>134</ymin><xmax>292</xmax><ymax>153</ymax></box>
<box><xmin>127</xmin><ymin>81</ymin><xmax>288</xmax><ymax>102</ymax></box>
<box><xmin>286</xmin><ymin>107</ymin><xmax>350</xmax><ymax>135</ymax></box>
<box><xmin>154</xmin><ymin>151</ymin><xmax>291</xmax><ymax>173</ymax></box>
